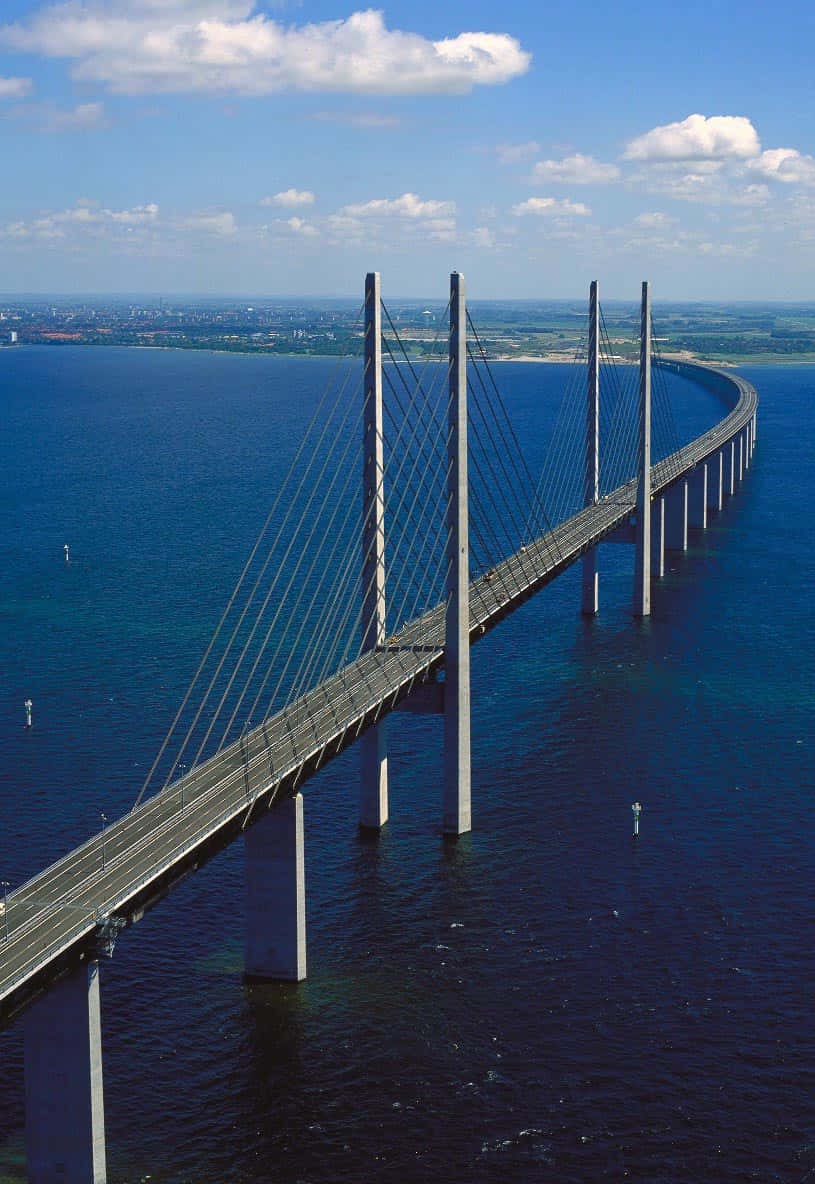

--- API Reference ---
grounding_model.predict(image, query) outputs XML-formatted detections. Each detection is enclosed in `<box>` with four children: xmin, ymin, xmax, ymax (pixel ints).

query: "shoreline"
<box><xmin>6</xmin><ymin>340</ymin><xmax>815</xmax><ymax>367</ymax></box>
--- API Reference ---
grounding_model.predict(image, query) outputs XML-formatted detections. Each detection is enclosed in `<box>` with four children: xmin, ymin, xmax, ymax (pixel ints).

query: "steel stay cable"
<box><xmin>308</xmin><ymin>371</ymin><xmax>451</xmax><ymax>702</ymax></box>
<box><xmin>257</xmin><ymin>329</ymin><xmax>451</xmax><ymax>724</ymax></box>
<box><xmin>215</xmin><ymin>422</ymin><xmax>369</xmax><ymax>750</ymax></box>
<box><xmin>599</xmin><ymin>307</ymin><xmax>637</xmax><ymax>490</ymax></box>
<box><xmin>185</xmin><ymin>363</ymin><xmax>369</xmax><ymax>772</ymax></box>
<box><xmin>465</xmin><ymin>356</ymin><xmax>533</xmax><ymax>558</ymax></box>
<box><xmin>466</xmin><ymin>314</ymin><xmax>560</xmax><ymax>549</ymax></box>
<box><xmin>535</xmin><ymin>332</ymin><xmax>590</xmax><ymax>527</ymax></box>
<box><xmin>254</xmin><ymin>343</ymin><xmax>445</xmax><ymax>724</ymax></box>
<box><xmin>280</xmin><ymin>362</ymin><xmax>448</xmax><ymax>720</ymax></box>
<box><xmin>282</xmin><ymin>380</ymin><xmax>445</xmax><ymax>714</ymax></box>
<box><xmin>160</xmin><ymin>356</ymin><xmax>366</xmax><ymax>785</ymax></box>
<box><xmin>299</xmin><ymin>326</ymin><xmax>450</xmax><ymax>696</ymax></box>
<box><xmin>532</xmin><ymin>321</ymin><xmax>589</xmax><ymax>522</ymax></box>
<box><xmin>131</xmin><ymin>307</ymin><xmax>365</xmax><ymax>811</ymax></box>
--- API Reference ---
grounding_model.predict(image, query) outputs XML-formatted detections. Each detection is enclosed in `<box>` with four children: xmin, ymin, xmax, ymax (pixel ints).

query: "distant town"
<box><xmin>2</xmin><ymin>296</ymin><xmax>815</xmax><ymax>364</ymax></box>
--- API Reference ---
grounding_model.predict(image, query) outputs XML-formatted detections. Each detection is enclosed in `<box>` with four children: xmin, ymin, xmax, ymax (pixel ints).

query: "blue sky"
<box><xmin>1</xmin><ymin>0</ymin><xmax>814</xmax><ymax>298</ymax></box>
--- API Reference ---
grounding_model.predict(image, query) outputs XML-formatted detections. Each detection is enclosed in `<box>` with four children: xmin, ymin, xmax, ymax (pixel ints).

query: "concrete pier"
<box><xmin>708</xmin><ymin>450</ymin><xmax>724</xmax><ymax>513</ymax></box>
<box><xmin>665</xmin><ymin>479</ymin><xmax>688</xmax><ymax>551</ymax></box>
<box><xmin>725</xmin><ymin>439</ymin><xmax>736</xmax><ymax>496</ymax></box>
<box><xmin>443</xmin><ymin>272</ymin><xmax>472</xmax><ymax>835</ymax></box>
<box><xmin>689</xmin><ymin>463</ymin><xmax>708</xmax><ymax>530</ymax></box>
<box><xmin>245</xmin><ymin>793</ymin><xmax>306</xmax><ymax>980</ymax></box>
<box><xmin>24</xmin><ymin>961</ymin><xmax>107</xmax><ymax>1184</ymax></box>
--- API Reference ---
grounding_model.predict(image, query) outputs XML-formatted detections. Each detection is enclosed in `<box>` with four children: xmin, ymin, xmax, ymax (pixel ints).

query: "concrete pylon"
<box><xmin>633</xmin><ymin>281</ymin><xmax>651</xmax><ymax>617</ymax></box>
<box><xmin>581</xmin><ymin>280</ymin><xmax>600</xmax><ymax>616</ymax></box>
<box><xmin>443</xmin><ymin>272</ymin><xmax>472</xmax><ymax>836</ymax></box>
<box><xmin>24</xmin><ymin>960</ymin><xmax>107</xmax><ymax>1184</ymax></box>
<box><xmin>360</xmin><ymin>271</ymin><xmax>388</xmax><ymax>830</ymax></box>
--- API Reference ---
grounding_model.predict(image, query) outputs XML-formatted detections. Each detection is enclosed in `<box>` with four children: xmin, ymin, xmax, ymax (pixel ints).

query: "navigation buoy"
<box><xmin>24</xmin><ymin>699</ymin><xmax>32</xmax><ymax>728</ymax></box>
<box><xmin>64</xmin><ymin>544</ymin><xmax>70</xmax><ymax>563</ymax></box>
<box><xmin>631</xmin><ymin>801</ymin><xmax>642</xmax><ymax>837</ymax></box>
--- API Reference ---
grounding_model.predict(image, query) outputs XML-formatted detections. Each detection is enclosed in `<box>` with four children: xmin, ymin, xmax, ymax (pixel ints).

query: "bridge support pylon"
<box><xmin>633</xmin><ymin>281</ymin><xmax>652</xmax><ymax>617</ymax></box>
<box><xmin>581</xmin><ymin>280</ymin><xmax>600</xmax><ymax>616</ymax></box>
<box><xmin>245</xmin><ymin>792</ymin><xmax>306</xmax><ymax>981</ymax></box>
<box><xmin>666</xmin><ymin>478</ymin><xmax>689</xmax><ymax>550</ymax></box>
<box><xmin>708</xmin><ymin>451</ymin><xmax>724</xmax><ymax>514</ymax></box>
<box><xmin>443</xmin><ymin>272</ymin><xmax>472</xmax><ymax>836</ymax></box>
<box><xmin>24</xmin><ymin>960</ymin><xmax>107</xmax><ymax>1184</ymax></box>
<box><xmin>360</xmin><ymin>271</ymin><xmax>389</xmax><ymax>831</ymax></box>
<box><xmin>689</xmin><ymin>463</ymin><xmax>708</xmax><ymax>530</ymax></box>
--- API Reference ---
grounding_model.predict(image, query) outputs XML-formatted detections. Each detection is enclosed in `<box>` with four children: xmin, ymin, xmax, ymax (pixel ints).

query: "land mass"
<box><xmin>2</xmin><ymin>296</ymin><xmax>815</xmax><ymax>364</ymax></box>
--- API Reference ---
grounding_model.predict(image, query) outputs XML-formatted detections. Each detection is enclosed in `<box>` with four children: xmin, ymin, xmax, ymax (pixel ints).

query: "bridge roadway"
<box><xmin>0</xmin><ymin>361</ymin><xmax>757</xmax><ymax>1027</ymax></box>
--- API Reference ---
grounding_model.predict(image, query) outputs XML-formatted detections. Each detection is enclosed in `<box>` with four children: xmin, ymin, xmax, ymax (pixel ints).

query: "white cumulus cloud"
<box><xmin>262</xmin><ymin>189</ymin><xmax>316</xmax><ymax>208</ymax></box>
<box><xmin>532</xmin><ymin>153</ymin><xmax>620</xmax><ymax>184</ymax></box>
<box><xmin>0</xmin><ymin>4</ymin><xmax>530</xmax><ymax>96</ymax></box>
<box><xmin>512</xmin><ymin>197</ymin><xmax>590</xmax><ymax>217</ymax></box>
<box><xmin>748</xmin><ymin>148</ymin><xmax>815</xmax><ymax>185</ymax></box>
<box><xmin>624</xmin><ymin>114</ymin><xmax>760</xmax><ymax>162</ymax></box>
<box><xmin>342</xmin><ymin>192</ymin><xmax>455</xmax><ymax>219</ymax></box>
<box><xmin>0</xmin><ymin>75</ymin><xmax>32</xmax><ymax>98</ymax></box>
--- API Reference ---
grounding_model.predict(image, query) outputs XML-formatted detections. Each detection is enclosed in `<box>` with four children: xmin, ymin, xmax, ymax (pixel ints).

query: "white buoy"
<box><xmin>631</xmin><ymin>801</ymin><xmax>642</xmax><ymax>837</ymax></box>
<box><xmin>24</xmin><ymin>699</ymin><xmax>32</xmax><ymax>728</ymax></box>
<box><xmin>64</xmin><ymin>544</ymin><xmax>70</xmax><ymax>562</ymax></box>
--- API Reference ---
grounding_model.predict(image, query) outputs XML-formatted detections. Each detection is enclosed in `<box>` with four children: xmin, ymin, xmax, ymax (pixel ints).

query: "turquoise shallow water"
<box><xmin>0</xmin><ymin>348</ymin><xmax>813</xmax><ymax>1183</ymax></box>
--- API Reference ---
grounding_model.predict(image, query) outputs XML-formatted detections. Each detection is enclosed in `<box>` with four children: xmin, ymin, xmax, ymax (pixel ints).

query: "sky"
<box><xmin>0</xmin><ymin>0</ymin><xmax>814</xmax><ymax>299</ymax></box>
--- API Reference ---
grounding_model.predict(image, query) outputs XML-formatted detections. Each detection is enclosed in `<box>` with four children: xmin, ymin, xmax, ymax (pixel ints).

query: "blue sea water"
<box><xmin>0</xmin><ymin>347</ymin><xmax>813</xmax><ymax>1183</ymax></box>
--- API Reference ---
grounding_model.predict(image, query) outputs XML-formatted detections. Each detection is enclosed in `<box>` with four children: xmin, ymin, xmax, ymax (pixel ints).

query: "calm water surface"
<box><xmin>0</xmin><ymin>348</ymin><xmax>812</xmax><ymax>1183</ymax></box>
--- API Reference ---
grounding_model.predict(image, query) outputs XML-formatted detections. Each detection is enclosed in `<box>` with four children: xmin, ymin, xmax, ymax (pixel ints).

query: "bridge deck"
<box><xmin>0</xmin><ymin>361</ymin><xmax>757</xmax><ymax>1025</ymax></box>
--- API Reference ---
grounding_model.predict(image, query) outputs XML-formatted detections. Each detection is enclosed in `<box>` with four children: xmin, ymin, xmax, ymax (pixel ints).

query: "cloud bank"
<box><xmin>1</xmin><ymin>3</ymin><xmax>531</xmax><ymax>95</ymax></box>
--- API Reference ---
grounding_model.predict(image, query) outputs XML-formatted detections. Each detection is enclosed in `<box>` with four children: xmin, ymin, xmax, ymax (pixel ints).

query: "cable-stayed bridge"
<box><xmin>1</xmin><ymin>275</ymin><xmax>757</xmax><ymax>1184</ymax></box>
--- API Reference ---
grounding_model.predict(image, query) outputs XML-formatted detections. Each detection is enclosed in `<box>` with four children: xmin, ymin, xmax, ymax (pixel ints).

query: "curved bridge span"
<box><xmin>0</xmin><ymin>357</ymin><xmax>758</xmax><ymax>1030</ymax></box>
<box><xmin>1</xmin><ymin>278</ymin><xmax>759</xmax><ymax>1183</ymax></box>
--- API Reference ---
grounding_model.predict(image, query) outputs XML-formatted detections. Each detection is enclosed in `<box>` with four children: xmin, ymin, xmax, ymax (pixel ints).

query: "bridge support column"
<box><xmin>665</xmin><ymin>480</ymin><xmax>688</xmax><ymax>550</ymax></box>
<box><xmin>708</xmin><ymin>450</ymin><xmax>724</xmax><ymax>513</ymax></box>
<box><xmin>24</xmin><ymin>960</ymin><xmax>107</xmax><ymax>1184</ymax></box>
<box><xmin>651</xmin><ymin>495</ymin><xmax>665</xmax><ymax>578</ymax></box>
<box><xmin>633</xmin><ymin>281</ymin><xmax>651</xmax><ymax>617</ymax></box>
<box><xmin>689</xmin><ymin>463</ymin><xmax>708</xmax><ymax>529</ymax></box>
<box><xmin>360</xmin><ymin>271</ymin><xmax>388</xmax><ymax>830</ymax></box>
<box><xmin>443</xmin><ymin>272</ymin><xmax>472</xmax><ymax>836</ymax></box>
<box><xmin>725</xmin><ymin>439</ymin><xmax>736</xmax><ymax>496</ymax></box>
<box><xmin>738</xmin><ymin>433</ymin><xmax>744</xmax><ymax>481</ymax></box>
<box><xmin>743</xmin><ymin>425</ymin><xmax>750</xmax><ymax>472</ymax></box>
<box><xmin>581</xmin><ymin>279</ymin><xmax>599</xmax><ymax>616</ymax></box>
<box><xmin>245</xmin><ymin>793</ymin><xmax>306</xmax><ymax>980</ymax></box>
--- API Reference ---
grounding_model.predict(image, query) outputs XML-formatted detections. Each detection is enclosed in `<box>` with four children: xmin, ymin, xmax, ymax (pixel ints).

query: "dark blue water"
<box><xmin>1</xmin><ymin>348</ymin><xmax>813</xmax><ymax>1183</ymax></box>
